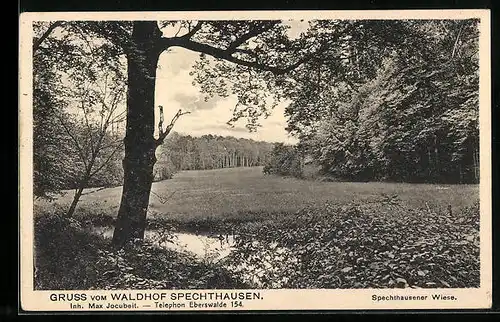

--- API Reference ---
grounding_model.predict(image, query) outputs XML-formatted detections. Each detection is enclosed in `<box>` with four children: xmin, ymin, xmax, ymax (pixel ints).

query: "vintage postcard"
<box><xmin>19</xmin><ymin>10</ymin><xmax>491</xmax><ymax>312</ymax></box>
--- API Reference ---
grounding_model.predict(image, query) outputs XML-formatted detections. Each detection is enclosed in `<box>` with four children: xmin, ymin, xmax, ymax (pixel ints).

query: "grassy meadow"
<box><xmin>35</xmin><ymin>166</ymin><xmax>479</xmax><ymax>226</ymax></box>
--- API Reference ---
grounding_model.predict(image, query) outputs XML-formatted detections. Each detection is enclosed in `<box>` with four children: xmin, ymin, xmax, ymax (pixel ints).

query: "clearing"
<box><xmin>35</xmin><ymin>166</ymin><xmax>479</xmax><ymax>224</ymax></box>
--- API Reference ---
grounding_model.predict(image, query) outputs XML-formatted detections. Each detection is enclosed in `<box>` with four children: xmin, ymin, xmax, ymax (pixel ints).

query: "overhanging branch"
<box><xmin>181</xmin><ymin>21</ymin><xmax>203</xmax><ymax>39</ymax></box>
<box><xmin>225</xmin><ymin>22</ymin><xmax>279</xmax><ymax>53</ymax></box>
<box><xmin>164</xmin><ymin>37</ymin><xmax>324</xmax><ymax>75</ymax></box>
<box><xmin>33</xmin><ymin>21</ymin><xmax>63</xmax><ymax>53</ymax></box>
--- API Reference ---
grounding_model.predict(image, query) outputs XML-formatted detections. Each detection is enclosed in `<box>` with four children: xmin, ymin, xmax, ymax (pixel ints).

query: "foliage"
<box><xmin>296</xmin><ymin>20</ymin><xmax>480</xmax><ymax>183</ymax></box>
<box><xmin>34</xmin><ymin>199</ymin><xmax>480</xmax><ymax>290</ymax></box>
<box><xmin>33</xmin><ymin>21</ymin><xmax>126</xmax><ymax>204</ymax></box>
<box><xmin>227</xmin><ymin>199</ymin><xmax>479</xmax><ymax>289</ymax></box>
<box><xmin>152</xmin><ymin>161</ymin><xmax>176</xmax><ymax>182</ymax></box>
<box><xmin>32</xmin><ymin>19</ymin><xmax>482</xmax><ymax>254</ymax></box>
<box><xmin>33</xmin><ymin>29</ymin><xmax>73</xmax><ymax>198</ymax></box>
<box><xmin>263</xmin><ymin>143</ymin><xmax>303</xmax><ymax>178</ymax></box>
<box><xmin>34</xmin><ymin>213</ymin><xmax>108</xmax><ymax>290</ymax></box>
<box><xmin>190</xmin><ymin>20</ymin><xmax>410</xmax><ymax>131</ymax></box>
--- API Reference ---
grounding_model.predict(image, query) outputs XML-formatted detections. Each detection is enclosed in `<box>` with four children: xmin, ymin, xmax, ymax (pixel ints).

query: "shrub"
<box><xmin>226</xmin><ymin>200</ymin><xmax>480</xmax><ymax>289</ymax></box>
<box><xmin>153</xmin><ymin>161</ymin><xmax>176</xmax><ymax>182</ymax></box>
<box><xmin>263</xmin><ymin>143</ymin><xmax>303</xmax><ymax>178</ymax></box>
<box><xmin>34</xmin><ymin>213</ymin><xmax>108</xmax><ymax>290</ymax></box>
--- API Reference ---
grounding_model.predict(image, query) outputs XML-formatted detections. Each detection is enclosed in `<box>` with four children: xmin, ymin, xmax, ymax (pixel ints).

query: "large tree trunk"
<box><xmin>112</xmin><ymin>21</ymin><xmax>163</xmax><ymax>247</ymax></box>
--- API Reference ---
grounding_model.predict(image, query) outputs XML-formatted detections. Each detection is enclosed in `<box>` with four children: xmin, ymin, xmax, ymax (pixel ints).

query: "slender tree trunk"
<box><xmin>66</xmin><ymin>166</ymin><xmax>93</xmax><ymax>218</ymax></box>
<box><xmin>112</xmin><ymin>21</ymin><xmax>162</xmax><ymax>247</ymax></box>
<box><xmin>66</xmin><ymin>186</ymin><xmax>84</xmax><ymax>217</ymax></box>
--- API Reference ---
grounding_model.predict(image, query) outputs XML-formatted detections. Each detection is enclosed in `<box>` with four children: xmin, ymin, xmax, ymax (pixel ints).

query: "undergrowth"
<box><xmin>34</xmin><ymin>198</ymin><xmax>480</xmax><ymax>290</ymax></box>
<box><xmin>34</xmin><ymin>213</ymin><xmax>249</xmax><ymax>290</ymax></box>
<box><xmin>225</xmin><ymin>200</ymin><xmax>480</xmax><ymax>289</ymax></box>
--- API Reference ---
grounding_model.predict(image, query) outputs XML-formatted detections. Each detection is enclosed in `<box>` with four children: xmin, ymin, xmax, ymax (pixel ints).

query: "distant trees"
<box><xmin>153</xmin><ymin>133</ymin><xmax>274</xmax><ymax>180</ymax></box>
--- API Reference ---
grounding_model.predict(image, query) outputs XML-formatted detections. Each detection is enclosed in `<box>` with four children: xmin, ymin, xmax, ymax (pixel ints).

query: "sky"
<box><xmin>153</xmin><ymin>49</ymin><xmax>296</xmax><ymax>144</ymax></box>
<box><xmin>153</xmin><ymin>21</ymin><xmax>310</xmax><ymax>144</ymax></box>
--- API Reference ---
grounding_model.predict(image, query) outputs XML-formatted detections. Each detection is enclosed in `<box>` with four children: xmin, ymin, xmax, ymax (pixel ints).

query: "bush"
<box><xmin>226</xmin><ymin>200</ymin><xmax>480</xmax><ymax>289</ymax></box>
<box><xmin>263</xmin><ymin>143</ymin><xmax>303</xmax><ymax>178</ymax></box>
<box><xmin>153</xmin><ymin>161</ymin><xmax>176</xmax><ymax>182</ymax></box>
<box><xmin>34</xmin><ymin>213</ymin><xmax>108</xmax><ymax>290</ymax></box>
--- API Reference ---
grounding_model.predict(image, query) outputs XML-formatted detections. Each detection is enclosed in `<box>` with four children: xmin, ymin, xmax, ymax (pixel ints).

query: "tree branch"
<box><xmin>165</xmin><ymin>37</ymin><xmax>323</xmax><ymax>75</ymax></box>
<box><xmin>155</xmin><ymin>107</ymin><xmax>191</xmax><ymax>147</ymax></box>
<box><xmin>110</xmin><ymin>110</ymin><xmax>127</xmax><ymax>124</ymax></box>
<box><xmin>33</xmin><ymin>21</ymin><xmax>63</xmax><ymax>52</ymax></box>
<box><xmin>180</xmin><ymin>21</ymin><xmax>203</xmax><ymax>39</ymax></box>
<box><xmin>225</xmin><ymin>22</ymin><xmax>279</xmax><ymax>52</ymax></box>
<box><xmin>233</xmin><ymin>48</ymin><xmax>260</xmax><ymax>62</ymax></box>
<box><xmin>55</xmin><ymin>114</ymin><xmax>89</xmax><ymax>169</ymax></box>
<box><xmin>89</xmin><ymin>143</ymin><xmax>123</xmax><ymax>178</ymax></box>
<box><xmin>78</xmin><ymin>22</ymin><xmax>133</xmax><ymax>55</ymax></box>
<box><xmin>81</xmin><ymin>100</ymin><xmax>96</xmax><ymax>158</ymax></box>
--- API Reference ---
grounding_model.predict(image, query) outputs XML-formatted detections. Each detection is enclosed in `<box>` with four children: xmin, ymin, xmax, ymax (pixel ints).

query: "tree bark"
<box><xmin>112</xmin><ymin>21</ymin><xmax>163</xmax><ymax>247</ymax></box>
<box><xmin>65</xmin><ymin>169</ymin><xmax>92</xmax><ymax>218</ymax></box>
<box><xmin>66</xmin><ymin>186</ymin><xmax>84</xmax><ymax>218</ymax></box>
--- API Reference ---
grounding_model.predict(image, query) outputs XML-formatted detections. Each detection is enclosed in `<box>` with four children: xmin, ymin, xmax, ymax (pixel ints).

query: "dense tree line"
<box><xmin>153</xmin><ymin>133</ymin><xmax>274</xmax><ymax>180</ymax></box>
<box><xmin>283</xmin><ymin>20</ymin><xmax>480</xmax><ymax>184</ymax></box>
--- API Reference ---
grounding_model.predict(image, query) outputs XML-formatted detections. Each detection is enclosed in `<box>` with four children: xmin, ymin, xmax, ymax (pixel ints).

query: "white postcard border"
<box><xmin>19</xmin><ymin>9</ymin><xmax>492</xmax><ymax>312</ymax></box>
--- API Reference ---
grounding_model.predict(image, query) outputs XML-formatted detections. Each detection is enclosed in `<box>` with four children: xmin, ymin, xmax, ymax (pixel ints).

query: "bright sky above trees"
<box><xmin>154</xmin><ymin>20</ymin><xmax>309</xmax><ymax>144</ymax></box>
<box><xmin>155</xmin><ymin>47</ymin><xmax>298</xmax><ymax>144</ymax></box>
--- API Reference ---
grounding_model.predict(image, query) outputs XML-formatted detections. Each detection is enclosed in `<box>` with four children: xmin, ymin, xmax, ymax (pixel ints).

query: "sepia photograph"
<box><xmin>19</xmin><ymin>10</ymin><xmax>491</xmax><ymax>311</ymax></box>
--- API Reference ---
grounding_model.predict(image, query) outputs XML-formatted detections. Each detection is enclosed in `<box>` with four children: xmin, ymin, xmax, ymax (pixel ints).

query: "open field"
<box><xmin>35</xmin><ymin>166</ymin><xmax>479</xmax><ymax>224</ymax></box>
